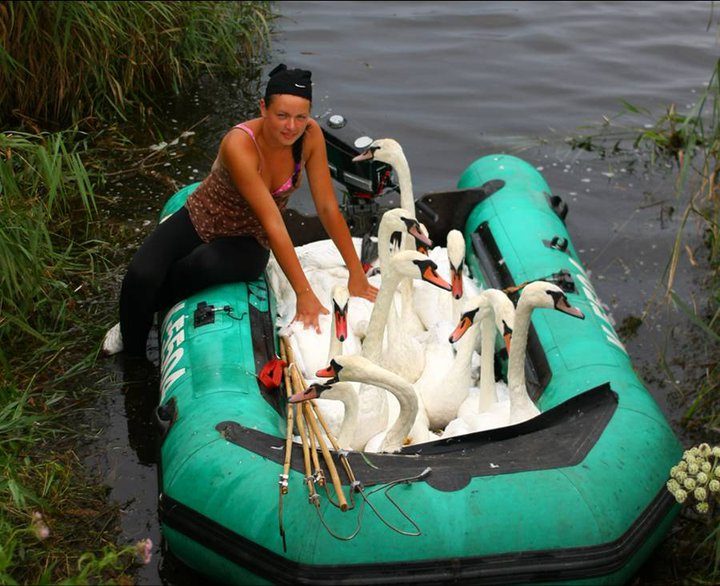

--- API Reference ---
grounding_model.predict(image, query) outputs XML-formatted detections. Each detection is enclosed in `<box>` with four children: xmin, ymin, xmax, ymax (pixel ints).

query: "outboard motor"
<box><xmin>319</xmin><ymin>112</ymin><xmax>398</xmax><ymax>236</ymax></box>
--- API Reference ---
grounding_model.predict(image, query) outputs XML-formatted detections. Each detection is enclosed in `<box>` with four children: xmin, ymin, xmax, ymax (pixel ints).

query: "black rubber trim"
<box><xmin>471</xmin><ymin>222</ymin><xmax>552</xmax><ymax>399</ymax></box>
<box><xmin>217</xmin><ymin>384</ymin><xmax>617</xmax><ymax>492</ymax></box>
<box><xmin>248</xmin><ymin>278</ymin><xmax>286</xmax><ymax>417</ymax></box>
<box><xmin>160</xmin><ymin>474</ymin><xmax>676</xmax><ymax>585</ymax></box>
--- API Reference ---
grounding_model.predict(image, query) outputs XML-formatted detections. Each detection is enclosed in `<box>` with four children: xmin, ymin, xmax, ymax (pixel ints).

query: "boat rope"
<box><xmin>351</xmin><ymin>468</ymin><xmax>430</xmax><ymax>538</ymax></box>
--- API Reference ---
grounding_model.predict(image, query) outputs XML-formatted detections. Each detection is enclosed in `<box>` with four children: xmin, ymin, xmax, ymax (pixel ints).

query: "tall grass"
<box><xmin>0</xmin><ymin>2</ymin><xmax>274</xmax><ymax>582</ymax></box>
<box><xmin>0</xmin><ymin>1</ymin><xmax>274</xmax><ymax>126</ymax></box>
<box><xmin>0</xmin><ymin>131</ymin><xmax>99</xmax><ymax>365</ymax></box>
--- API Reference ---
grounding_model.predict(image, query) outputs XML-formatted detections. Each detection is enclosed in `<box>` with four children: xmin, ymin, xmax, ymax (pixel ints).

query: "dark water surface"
<box><xmin>89</xmin><ymin>2</ymin><xmax>720</xmax><ymax>583</ymax></box>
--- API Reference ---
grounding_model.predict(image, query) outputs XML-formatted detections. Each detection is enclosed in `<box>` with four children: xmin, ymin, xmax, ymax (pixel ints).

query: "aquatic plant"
<box><xmin>666</xmin><ymin>444</ymin><xmax>720</xmax><ymax>579</ymax></box>
<box><xmin>0</xmin><ymin>1</ymin><xmax>274</xmax><ymax>127</ymax></box>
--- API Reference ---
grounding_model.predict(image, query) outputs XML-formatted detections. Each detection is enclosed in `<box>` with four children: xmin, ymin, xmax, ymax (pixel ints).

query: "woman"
<box><xmin>106</xmin><ymin>64</ymin><xmax>377</xmax><ymax>357</ymax></box>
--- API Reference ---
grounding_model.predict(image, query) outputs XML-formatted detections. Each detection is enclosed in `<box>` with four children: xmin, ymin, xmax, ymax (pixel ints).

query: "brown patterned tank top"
<box><xmin>185</xmin><ymin>123</ymin><xmax>302</xmax><ymax>248</ymax></box>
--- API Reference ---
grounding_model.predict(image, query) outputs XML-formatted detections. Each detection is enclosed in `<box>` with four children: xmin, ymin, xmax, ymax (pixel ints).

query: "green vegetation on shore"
<box><xmin>0</xmin><ymin>2</ymin><xmax>273</xmax><ymax>582</ymax></box>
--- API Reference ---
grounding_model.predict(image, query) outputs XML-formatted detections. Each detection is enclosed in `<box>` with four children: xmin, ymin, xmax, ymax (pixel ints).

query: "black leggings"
<box><xmin>119</xmin><ymin>206</ymin><xmax>269</xmax><ymax>356</ymax></box>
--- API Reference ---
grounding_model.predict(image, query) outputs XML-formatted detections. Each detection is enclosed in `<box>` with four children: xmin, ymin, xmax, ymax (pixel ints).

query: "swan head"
<box><xmin>389</xmin><ymin>250</ymin><xmax>452</xmax><ymax>290</ymax></box>
<box><xmin>288</xmin><ymin>382</ymin><xmax>332</xmax><ymax>403</ymax></box>
<box><xmin>519</xmin><ymin>281</ymin><xmax>585</xmax><ymax>319</ymax></box>
<box><xmin>380</xmin><ymin>208</ymin><xmax>432</xmax><ymax>255</ymax></box>
<box><xmin>446</xmin><ymin>229</ymin><xmax>466</xmax><ymax>299</ymax></box>
<box><xmin>352</xmin><ymin>138</ymin><xmax>406</xmax><ymax>170</ymax></box>
<box><xmin>449</xmin><ymin>289</ymin><xmax>515</xmax><ymax>350</ymax></box>
<box><xmin>316</xmin><ymin>354</ymin><xmax>385</xmax><ymax>384</ymax></box>
<box><xmin>415</xmin><ymin>222</ymin><xmax>431</xmax><ymax>255</ymax></box>
<box><xmin>331</xmin><ymin>285</ymin><xmax>350</xmax><ymax>342</ymax></box>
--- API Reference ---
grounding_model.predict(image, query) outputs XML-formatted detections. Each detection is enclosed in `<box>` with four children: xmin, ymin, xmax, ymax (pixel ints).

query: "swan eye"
<box><xmin>546</xmin><ymin>289</ymin><xmax>566</xmax><ymax>306</ymax></box>
<box><xmin>412</xmin><ymin>258</ymin><xmax>438</xmax><ymax>271</ymax></box>
<box><xmin>462</xmin><ymin>308</ymin><xmax>480</xmax><ymax>323</ymax></box>
<box><xmin>503</xmin><ymin>320</ymin><xmax>513</xmax><ymax>335</ymax></box>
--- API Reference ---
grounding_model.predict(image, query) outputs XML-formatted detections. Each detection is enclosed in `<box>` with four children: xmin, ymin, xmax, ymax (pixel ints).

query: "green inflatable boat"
<box><xmin>155</xmin><ymin>148</ymin><xmax>681</xmax><ymax>584</ymax></box>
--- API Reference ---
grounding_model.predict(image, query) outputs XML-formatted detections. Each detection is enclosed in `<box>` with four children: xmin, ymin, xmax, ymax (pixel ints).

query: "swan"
<box><xmin>344</xmin><ymin>250</ymin><xmax>450</xmax><ymax>446</ymax></box>
<box><xmin>376</xmin><ymin>208</ymin><xmax>431</xmax><ymax>340</ymax></box>
<box><xmin>438</xmin><ymin>291</ymin><xmax>514</xmax><ymax>436</ymax></box>
<box><xmin>451</xmin><ymin>289</ymin><xmax>515</xmax><ymax>415</ymax></box>
<box><xmin>362</xmin><ymin>250</ymin><xmax>451</xmax><ymax>373</ymax></box>
<box><xmin>418</xmin><ymin>289</ymin><xmax>514</xmax><ymax>429</ymax></box>
<box><xmin>282</xmin><ymin>284</ymin><xmax>359</xmax><ymax>380</ymax></box>
<box><xmin>413</xmin><ymin>229</ymin><xmax>478</xmax><ymax>331</ymax></box>
<box><xmin>311</xmin><ymin>355</ymin><xmax>420</xmax><ymax>453</ymax></box>
<box><xmin>353</xmin><ymin>138</ymin><xmax>416</xmax><ymax>216</ymax></box>
<box><xmin>505</xmin><ymin>281</ymin><xmax>585</xmax><ymax>425</ymax></box>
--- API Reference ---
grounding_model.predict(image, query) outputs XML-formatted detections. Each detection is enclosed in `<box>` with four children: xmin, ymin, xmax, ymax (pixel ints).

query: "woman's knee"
<box><xmin>122</xmin><ymin>258</ymin><xmax>164</xmax><ymax>296</ymax></box>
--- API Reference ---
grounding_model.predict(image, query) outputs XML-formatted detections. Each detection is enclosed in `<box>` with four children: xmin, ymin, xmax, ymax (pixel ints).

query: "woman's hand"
<box><xmin>293</xmin><ymin>289</ymin><xmax>329</xmax><ymax>333</ymax></box>
<box><xmin>348</xmin><ymin>270</ymin><xmax>378</xmax><ymax>303</ymax></box>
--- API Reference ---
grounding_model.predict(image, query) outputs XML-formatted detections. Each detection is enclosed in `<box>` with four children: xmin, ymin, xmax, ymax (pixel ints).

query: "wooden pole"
<box><xmin>284</xmin><ymin>340</ymin><xmax>348</xmax><ymax>511</ymax></box>
<box><xmin>310</xmin><ymin>400</ymin><xmax>359</xmax><ymax>487</ymax></box>
<box><xmin>280</xmin><ymin>337</ymin><xmax>317</xmax><ymax>506</ymax></box>
<box><xmin>279</xmin><ymin>337</ymin><xmax>294</xmax><ymax>494</ymax></box>
<box><xmin>303</xmin><ymin>401</ymin><xmax>349</xmax><ymax>511</ymax></box>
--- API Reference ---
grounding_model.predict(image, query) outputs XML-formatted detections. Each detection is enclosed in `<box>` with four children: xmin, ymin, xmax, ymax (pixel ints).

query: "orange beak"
<box><xmin>334</xmin><ymin>304</ymin><xmax>348</xmax><ymax>343</ymax></box>
<box><xmin>450</xmin><ymin>266</ymin><xmax>464</xmax><ymax>300</ymax></box>
<box><xmin>421</xmin><ymin>265</ymin><xmax>452</xmax><ymax>291</ymax></box>
<box><xmin>316</xmin><ymin>363</ymin><xmax>337</xmax><ymax>379</ymax></box>
<box><xmin>449</xmin><ymin>315</ymin><xmax>473</xmax><ymax>343</ymax></box>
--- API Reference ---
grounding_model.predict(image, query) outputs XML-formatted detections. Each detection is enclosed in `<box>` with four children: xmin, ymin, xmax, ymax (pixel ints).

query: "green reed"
<box><xmin>0</xmin><ymin>1</ymin><xmax>274</xmax><ymax>126</ymax></box>
<box><xmin>1</xmin><ymin>3</ymin><xmax>273</xmax><ymax>581</ymax></box>
<box><xmin>0</xmin><ymin>130</ymin><xmax>100</xmax><ymax>362</ymax></box>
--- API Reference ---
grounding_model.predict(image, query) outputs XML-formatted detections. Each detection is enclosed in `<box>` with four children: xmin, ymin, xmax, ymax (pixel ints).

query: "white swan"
<box><xmin>312</xmin><ymin>355</ymin><xmax>419</xmax><ymax>453</ymax></box>
<box><xmin>348</xmin><ymin>250</ymin><xmax>450</xmax><ymax>446</ymax></box>
<box><xmin>413</xmin><ymin>229</ymin><xmax>478</xmax><ymax>331</ymax></box>
<box><xmin>307</xmin><ymin>285</ymin><xmax>363</xmax><ymax>446</ymax></box>
<box><xmin>418</xmin><ymin>289</ymin><xmax>514</xmax><ymax>430</ymax></box>
<box><xmin>282</xmin><ymin>283</ymin><xmax>356</xmax><ymax>380</ymax></box>
<box><xmin>439</xmin><ymin>290</ymin><xmax>515</xmax><ymax>436</ymax></box>
<box><xmin>353</xmin><ymin>138</ymin><xmax>415</xmax><ymax>216</ymax></box>
<box><xmin>506</xmin><ymin>281</ymin><xmax>585</xmax><ymax>425</ymax></box>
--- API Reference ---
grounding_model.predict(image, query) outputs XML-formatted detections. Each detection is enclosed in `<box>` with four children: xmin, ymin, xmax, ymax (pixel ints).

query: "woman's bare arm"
<box><xmin>304</xmin><ymin>121</ymin><xmax>378</xmax><ymax>302</ymax></box>
<box><xmin>220</xmin><ymin>130</ymin><xmax>328</xmax><ymax>331</ymax></box>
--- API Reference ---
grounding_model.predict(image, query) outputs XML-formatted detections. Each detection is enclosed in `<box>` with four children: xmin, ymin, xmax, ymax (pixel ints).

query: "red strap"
<box><xmin>258</xmin><ymin>357</ymin><xmax>287</xmax><ymax>390</ymax></box>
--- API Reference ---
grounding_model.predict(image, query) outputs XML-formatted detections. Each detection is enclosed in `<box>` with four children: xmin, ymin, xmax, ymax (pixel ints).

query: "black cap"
<box><xmin>264</xmin><ymin>64</ymin><xmax>312</xmax><ymax>102</ymax></box>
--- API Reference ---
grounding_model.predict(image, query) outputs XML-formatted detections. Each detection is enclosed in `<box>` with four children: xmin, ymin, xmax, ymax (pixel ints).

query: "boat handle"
<box><xmin>543</xmin><ymin>236</ymin><xmax>569</xmax><ymax>253</ymax></box>
<box><xmin>547</xmin><ymin>194</ymin><xmax>569</xmax><ymax>221</ymax></box>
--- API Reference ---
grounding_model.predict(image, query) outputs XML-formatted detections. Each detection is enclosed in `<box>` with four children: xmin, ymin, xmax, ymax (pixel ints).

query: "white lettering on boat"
<box><xmin>161</xmin><ymin>302</ymin><xmax>187</xmax><ymax>400</ymax></box>
<box><xmin>567</xmin><ymin>257</ymin><xmax>628</xmax><ymax>356</ymax></box>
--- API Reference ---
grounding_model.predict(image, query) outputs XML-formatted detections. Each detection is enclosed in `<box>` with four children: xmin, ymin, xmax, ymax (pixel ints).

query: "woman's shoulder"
<box><xmin>219</xmin><ymin>120</ymin><xmax>261</xmax><ymax>169</ymax></box>
<box><xmin>303</xmin><ymin>118</ymin><xmax>325</xmax><ymax>152</ymax></box>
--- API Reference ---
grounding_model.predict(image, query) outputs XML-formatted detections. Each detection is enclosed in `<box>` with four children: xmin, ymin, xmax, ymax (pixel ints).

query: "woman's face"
<box><xmin>260</xmin><ymin>94</ymin><xmax>311</xmax><ymax>146</ymax></box>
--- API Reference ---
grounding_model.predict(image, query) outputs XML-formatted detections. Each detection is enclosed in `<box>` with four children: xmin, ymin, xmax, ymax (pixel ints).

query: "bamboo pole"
<box><xmin>284</xmin><ymin>341</ymin><xmax>348</xmax><ymax>511</ymax></box>
<box><xmin>279</xmin><ymin>338</ymin><xmax>294</xmax><ymax>494</ymax></box>
<box><xmin>289</xmin><ymin>363</ymin><xmax>325</xmax><ymax>486</ymax></box>
<box><xmin>310</xmin><ymin>400</ymin><xmax>359</xmax><ymax>487</ymax></box>
<box><xmin>303</xmin><ymin>401</ymin><xmax>348</xmax><ymax>511</ymax></box>
<box><xmin>280</xmin><ymin>337</ymin><xmax>317</xmax><ymax>506</ymax></box>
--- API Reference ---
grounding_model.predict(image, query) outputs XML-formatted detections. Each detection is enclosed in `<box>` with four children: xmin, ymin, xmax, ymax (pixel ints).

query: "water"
<box><xmin>90</xmin><ymin>2</ymin><xmax>720</xmax><ymax>583</ymax></box>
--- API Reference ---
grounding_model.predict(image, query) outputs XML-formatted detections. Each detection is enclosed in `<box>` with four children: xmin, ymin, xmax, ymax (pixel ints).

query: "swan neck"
<box><xmin>508</xmin><ymin>300</ymin><xmax>532</xmax><ymax>390</ymax></box>
<box><xmin>395</xmin><ymin>161</ymin><xmax>415</xmax><ymax>216</ymax></box>
<box><xmin>363</xmin><ymin>271</ymin><xmax>401</xmax><ymax>362</ymax></box>
<box><xmin>478</xmin><ymin>315</ymin><xmax>497</xmax><ymax>402</ymax></box>
<box><xmin>366</xmin><ymin>369</ymin><xmax>417</xmax><ymax>450</ymax></box>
